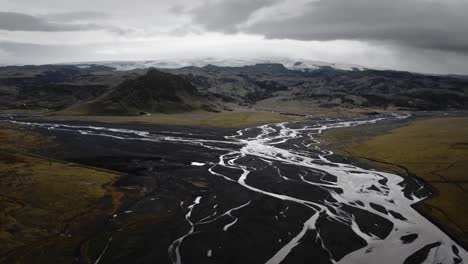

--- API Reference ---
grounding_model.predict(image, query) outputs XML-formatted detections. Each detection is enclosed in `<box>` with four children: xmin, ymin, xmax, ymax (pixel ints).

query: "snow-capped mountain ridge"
<box><xmin>70</xmin><ymin>58</ymin><xmax>369</xmax><ymax>72</ymax></box>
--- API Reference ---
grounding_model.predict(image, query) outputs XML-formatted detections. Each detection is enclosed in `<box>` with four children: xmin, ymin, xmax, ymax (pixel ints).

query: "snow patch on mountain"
<box><xmin>72</xmin><ymin>58</ymin><xmax>369</xmax><ymax>72</ymax></box>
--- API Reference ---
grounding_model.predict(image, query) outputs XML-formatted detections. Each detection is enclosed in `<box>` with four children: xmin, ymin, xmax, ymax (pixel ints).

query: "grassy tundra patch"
<box><xmin>321</xmin><ymin>117</ymin><xmax>468</xmax><ymax>246</ymax></box>
<box><xmin>48</xmin><ymin>110</ymin><xmax>303</xmax><ymax>128</ymax></box>
<box><xmin>0</xmin><ymin>125</ymin><xmax>120</xmax><ymax>262</ymax></box>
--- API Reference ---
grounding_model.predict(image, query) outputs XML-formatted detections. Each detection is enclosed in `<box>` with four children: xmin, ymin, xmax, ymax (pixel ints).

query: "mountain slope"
<box><xmin>0</xmin><ymin>65</ymin><xmax>119</xmax><ymax>111</ymax></box>
<box><xmin>65</xmin><ymin>69</ymin><xmax>220</xmax><ymax>115</ymax></box>
<box><xmin>167</xmin><ymin>64</ymin><xmax>468</xmax><ymax>111</ymax></box>
<box><xmin>1</xmin><ymin>62</ymin><xmax>467</xmax><ymax>116</ymax></box>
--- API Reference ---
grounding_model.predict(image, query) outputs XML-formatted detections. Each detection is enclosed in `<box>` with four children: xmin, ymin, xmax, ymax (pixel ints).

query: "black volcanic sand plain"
<box><xmin>0</xmin><ymin>112</ymin><xmax>466</xmax><ymax>264</ymax></box>
<box><xmin>1</xmin><ymin>117</ymin><xmax>251</xmax><ymax>263</ymax></box>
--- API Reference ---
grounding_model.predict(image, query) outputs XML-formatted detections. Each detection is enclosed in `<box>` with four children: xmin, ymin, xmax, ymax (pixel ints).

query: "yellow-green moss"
<box><xmin>48</xmin><ymin>110</ymin><xmax>303</xmax><ymax>128</ymax></box>
<box><xmin>0</xmin><ymin>125</ymin><xmax>121</xmax><ymax>262</ymax></box>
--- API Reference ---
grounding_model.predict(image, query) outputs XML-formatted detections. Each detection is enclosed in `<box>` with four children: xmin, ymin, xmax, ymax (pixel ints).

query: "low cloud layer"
<box><xmin>0</xmin><ymin>11</ymin><xmax>104</xmax><ymax>32</ymax></box>
<box><xmin>190</xmin><ymin>0</ymin><xmax>278</xmax><ymax>32</ymax></box>
<box><xmin>45</xmin><ymin>11</ymin><xmax>110</xmax><ymax>23</ymax></box>
<box><xmin>0</xmin><ymin>0</ymin><xmax>467</xmax><ymax>74</ymax></box>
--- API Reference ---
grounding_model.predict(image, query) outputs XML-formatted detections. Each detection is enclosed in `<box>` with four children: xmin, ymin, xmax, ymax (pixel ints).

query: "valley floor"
<box><xmin>10</xmin><ymin>109</ymin><xmax>304</xmax><ymax>128</ymax></box>
<box><xmin>1</xmin><ymin>111</ymin><xmax>466</xmax><ymax>263</ymax></box>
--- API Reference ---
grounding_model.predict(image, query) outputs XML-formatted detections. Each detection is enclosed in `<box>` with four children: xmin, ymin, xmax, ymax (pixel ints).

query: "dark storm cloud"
<box><xmin>190</xmin><ymin>0</ymin><xmax>278</xmax><ymax>32</ymax></box>
<box><xmin>191</xmin><ymin>0</ymin><xmax>468</xmax><ymax>53</ymax></box>
<box><xmin>0</xmin><ymin>11</ymin><xmax>106</xmax><ymax>31</ymax></box>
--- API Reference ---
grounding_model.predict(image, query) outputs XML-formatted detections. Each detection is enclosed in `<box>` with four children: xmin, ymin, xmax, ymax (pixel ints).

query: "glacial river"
<box><xmin>6</xmin><ymin>113</ymin><xmax>466</xmax><ymax>264</ymax></box>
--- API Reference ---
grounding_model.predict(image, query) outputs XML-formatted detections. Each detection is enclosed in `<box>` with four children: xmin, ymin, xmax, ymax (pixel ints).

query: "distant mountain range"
<box><xmin>66</xmin><ymin>58</ymin><xmax>370</xmax><ymax>72</ymax></box>
<box><xmin>0</xmin><ymin>61</ymin><xmax>467</xmax><ymax>115</ymax></box>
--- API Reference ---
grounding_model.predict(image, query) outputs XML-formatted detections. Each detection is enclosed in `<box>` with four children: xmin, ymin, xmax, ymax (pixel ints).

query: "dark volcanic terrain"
<box><xmin>1</xmin><ymin>62</ymin><xmax>467</xmax><ymax>264</ymax></box>
<box><xmin>1</xmin><ymin>112</ymin><xmax>466</xmax><ymax>264</ymax></box>
<box><xmin>1</xmin><ymin>63</ymin><xmax>468</xmax><ymax>115</ymax></box>
<box><xmin>66</xmin><ymin>69</ymin><xmax>221</xmax><ymax>115</ymax></box>
<box><xmin>169</xmin><ymin>64</ymin><xmax>468</xmax><ymax>111</ymax></box>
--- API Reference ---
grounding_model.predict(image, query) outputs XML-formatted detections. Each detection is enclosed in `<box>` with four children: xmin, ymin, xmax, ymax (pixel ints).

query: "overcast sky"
<box><xmin>1</xmin><ymin>0</ymin><xmax>467</xmax><ymax>74</ymax></box>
